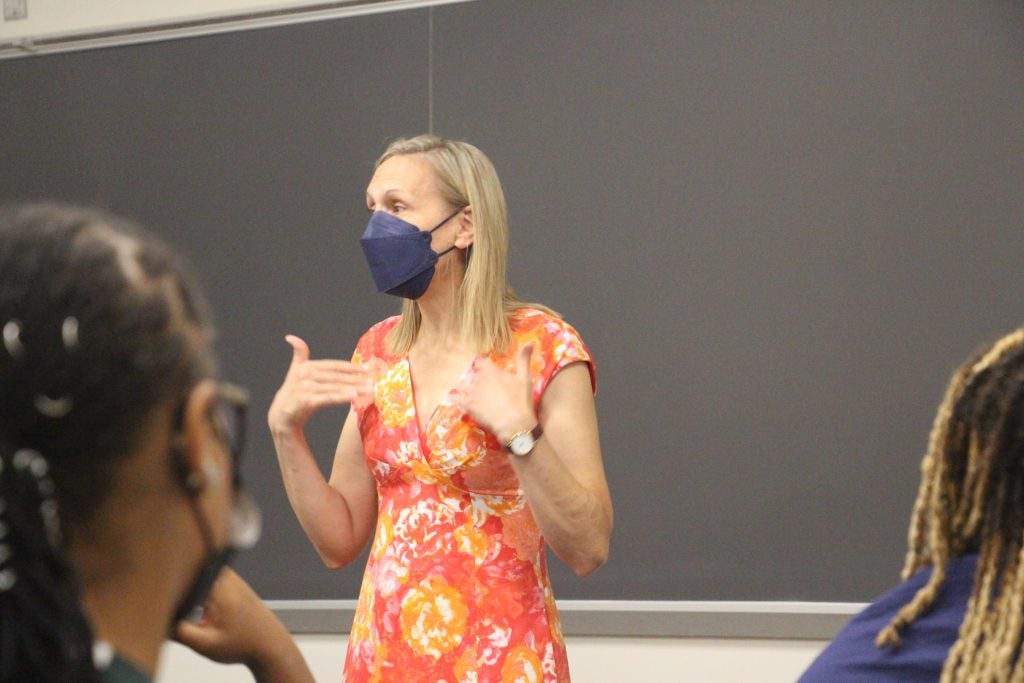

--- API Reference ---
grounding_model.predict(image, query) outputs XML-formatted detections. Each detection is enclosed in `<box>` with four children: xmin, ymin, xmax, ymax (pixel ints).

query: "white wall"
<box><xmin>0</xmin><ymin>0</ymin><xmax>470</xmax><ymax>43</ymax></box>
<box><xmin>0</xmin><ymin>0</ymin><xmax>310</xmax><ymax>39</ymax></box>
<box><xmin>157</xmin><ymin>634</ymin><xmax>827</xmax><ymax>683</ymax></box>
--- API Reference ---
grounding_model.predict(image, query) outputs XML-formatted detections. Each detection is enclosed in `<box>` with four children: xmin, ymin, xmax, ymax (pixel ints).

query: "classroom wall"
<box><xmin>5</xmin><ymin>1</ymin><xmax>1018</xmax><ymax>679</ymax></box>
<box><xmin>8</xmin><ymin>0</ymin><xmax>1023</xmax><ymax>610</ymax></box>
<box><xmin>2</xmin><ymin>2</ymin><xmax>841</xmax><ymax>677</ymax></box>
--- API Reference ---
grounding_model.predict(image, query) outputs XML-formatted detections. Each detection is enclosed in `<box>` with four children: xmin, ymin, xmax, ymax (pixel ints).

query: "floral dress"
<box><xmin>344</xmin><ymin>308</ymin><xmax>595</xmax><ymax>683</ymax></box>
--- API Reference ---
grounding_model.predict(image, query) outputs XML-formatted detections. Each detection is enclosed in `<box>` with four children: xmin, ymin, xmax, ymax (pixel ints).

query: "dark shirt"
<box><xmin>101</xmin><ymin>653</ymin><xmax>150</xmax><ymax>683</ymax></box>
<box><xmin>799</xmin><ymin>554</ymin><xmax>978</xmax><ymax>682</ymax></box>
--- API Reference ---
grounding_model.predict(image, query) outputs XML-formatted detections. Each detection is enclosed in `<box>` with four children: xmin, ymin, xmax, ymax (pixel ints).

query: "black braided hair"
<box><xmin>0</xmin><ymin>203</ymin><xmax>216</xmax><ymax>682</ymax></box>
<box><xmin>0</xmin><ymin>444</ymin><xmax>97</xmax><ymax>682</ymax></box>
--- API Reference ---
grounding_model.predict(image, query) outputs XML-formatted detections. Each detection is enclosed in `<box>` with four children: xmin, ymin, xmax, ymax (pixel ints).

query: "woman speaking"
<box><xmin>269</xmin><ymin>134</ymin><xmax>612</xmax><ymax>682</ymax></box>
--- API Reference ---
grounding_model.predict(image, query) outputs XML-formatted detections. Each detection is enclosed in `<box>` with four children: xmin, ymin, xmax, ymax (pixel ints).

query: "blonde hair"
<box><xmin>876</xmin><ymin>328</ymin><xmax>1024</xmax><ymax>681</ymax></box>
<box><xmin>377</xmin><ymin>134</ymin><xmax>556</xmax><ymax>355</ymax></box>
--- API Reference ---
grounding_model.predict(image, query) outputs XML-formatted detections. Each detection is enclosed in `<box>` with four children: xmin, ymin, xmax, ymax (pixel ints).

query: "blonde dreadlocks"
<box><xmin>876</xmin><ymin>328</ymin><xmax>1024</xmax><ymax>682</ymax></box>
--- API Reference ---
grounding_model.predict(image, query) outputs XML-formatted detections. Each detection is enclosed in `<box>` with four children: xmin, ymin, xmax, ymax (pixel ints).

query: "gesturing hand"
<box><xmin>267</xmin><ymin>334</ymin><xmax>374</xmax><ymax>436</ymax></box>
<box><xmin>456</xmin><ymin>344</ymin><xmax>537</xmax><ymax>445</ymax></box>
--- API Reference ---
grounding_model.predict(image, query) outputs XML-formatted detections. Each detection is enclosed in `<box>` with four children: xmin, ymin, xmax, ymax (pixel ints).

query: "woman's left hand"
<box><xmin>460</xmin><ymin>347</ymin><xmax>613</xmax><ymax>577</ymax></box>
<box><xmin>456</xmin><ymin>344</ymin><xmax>537</xmax><ymax>445</ymax></box>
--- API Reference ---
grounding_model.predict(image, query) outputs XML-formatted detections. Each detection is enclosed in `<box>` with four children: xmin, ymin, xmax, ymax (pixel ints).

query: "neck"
<box><xmin>70</xmin><ymin>461</ymin><xmax>200</xmax><ymax>676</ymax></box>
<box><xmin>75</xmin><ymin>545</ymin><xmax>172</xmax><ymax>675</ymax></box>
<box><xmin>415</xmin><ymin>298</ymin><xmax>459</xmax><ymax>347</ymax></box>
<box><xmin>413</xmin><ymin>257</ymin><xmax>466</xmax><ymax>348</ymax></box>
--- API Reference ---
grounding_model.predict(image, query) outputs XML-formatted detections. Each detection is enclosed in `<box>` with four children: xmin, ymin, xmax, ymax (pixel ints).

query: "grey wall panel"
<box><xmin>0</xmin><ymin>10</ymin><xmax>429</xmax><ymax>601</ymax></box>
<box><xmin>429</xmin><ymin>0</ymin><xmax>1024</xmax><ymax>601</ymax></box>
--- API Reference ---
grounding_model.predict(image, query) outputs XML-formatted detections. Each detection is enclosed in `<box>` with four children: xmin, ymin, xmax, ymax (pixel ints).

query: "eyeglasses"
<box><xmin>210</xmin><ymin>383</ymin><xmax>262</xmax><ymax>551</ymax></box>
<box><xmin>171</xmin><ymin>382</ymin><xmax>262</xmax><ymax>552</ymax></box>
<box><xmin>210</xmin><ymin>382</ymin><xmax>247</xmax><ymax>482</ymax></box>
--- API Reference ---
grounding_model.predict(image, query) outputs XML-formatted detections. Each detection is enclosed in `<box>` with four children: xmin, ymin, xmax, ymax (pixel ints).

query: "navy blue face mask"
<box><xmin>360</xmin><ymin>209</ymin><xmax>461</xmax><ymax>300</ymax></box>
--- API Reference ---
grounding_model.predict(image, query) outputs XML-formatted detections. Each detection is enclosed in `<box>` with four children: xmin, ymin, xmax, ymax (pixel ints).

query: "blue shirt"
<box><xmin>799</xmin><ymin>554</ymin><xmax>978</xmax><ymax>682</ymax></box>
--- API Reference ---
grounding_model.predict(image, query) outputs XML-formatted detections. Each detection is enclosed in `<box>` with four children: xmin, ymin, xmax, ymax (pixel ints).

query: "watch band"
<box><xmin>528</xmin><ymin>423</ymin><xmax>543</xmax><ymax>442</ymax></box>
<box><xmin>504</xmin><ymin>423</ymin><xmax>544</xmax><ymax>456</ymax></box>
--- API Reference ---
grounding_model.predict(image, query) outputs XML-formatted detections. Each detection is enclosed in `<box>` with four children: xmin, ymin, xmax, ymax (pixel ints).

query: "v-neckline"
<box><xmin>405</xmin><ymin>353</ymin><xmax>479</xmax><ymax>441</ymax></box>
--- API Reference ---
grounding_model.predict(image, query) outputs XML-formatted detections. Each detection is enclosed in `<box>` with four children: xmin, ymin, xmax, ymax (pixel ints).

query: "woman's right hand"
<box><xmin>267</xmin><ymin>336</ymin><xmax>378</xmax><ymax>569</ymax></box>
<box><xmin>267</xmin><ymin>334</ymin><xmax>374</xmax><ymax>436</ymax></box>
<box><xmin>175</xmin><ymin>567</ymin><xmax>315</xmax><ymax>683</ymax></box>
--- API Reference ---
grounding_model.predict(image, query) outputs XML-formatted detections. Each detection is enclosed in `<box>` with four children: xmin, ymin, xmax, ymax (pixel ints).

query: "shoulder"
<box><xmin>353</xmin><ymin>316</ymin><xmax>402</xmax><ymax>361</ymax></box>
<box><xmin>799</xmin><ymin>556</ymin><xmax>976</xmax><ymax>682</ymax></box>
<box><xmin>510</xmin><ymin>307</ymin><xmax>586</xmax><ymax>345</ymax></box>
<box><xmin>510</xmin><ymin>307</ymin><xmax>596</xmax><ymax>392</ymax></box>
<box><xmin>365</xmin><ymin>315</ymin><xmax>402</xmax><ymax>338</ymax></box>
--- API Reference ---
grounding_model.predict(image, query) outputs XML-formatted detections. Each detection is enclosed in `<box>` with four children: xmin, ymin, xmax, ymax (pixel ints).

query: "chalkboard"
<box><xmin>2</xmin><ymin>0</ymin><xmax>1024</xmax><ymax>604</ymax></box>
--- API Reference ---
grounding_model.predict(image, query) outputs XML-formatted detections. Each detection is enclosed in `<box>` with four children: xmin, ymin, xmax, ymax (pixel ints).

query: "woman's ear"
<box><xmin>454</xmin><ymin>206</ymin><xmax>475</xmax><ymax>249</ymax></box>
<box><xmin>176</xmin><ymin>380</ymin><xmax>223</xmax><ymax>495</ymax></box>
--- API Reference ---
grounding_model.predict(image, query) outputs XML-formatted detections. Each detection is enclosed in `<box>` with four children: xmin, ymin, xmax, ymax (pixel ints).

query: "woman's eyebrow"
<box><xmin>366</xmin><ymin>187</ymin><xmax>413</xmax><ymax>210</ymax></box>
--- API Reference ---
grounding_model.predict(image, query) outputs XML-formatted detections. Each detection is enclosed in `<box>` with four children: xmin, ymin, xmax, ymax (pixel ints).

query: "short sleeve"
<box><xmin>513</xmin><ymin>310</ymin><xmax>596</xmax><ymax>406</ymax></box>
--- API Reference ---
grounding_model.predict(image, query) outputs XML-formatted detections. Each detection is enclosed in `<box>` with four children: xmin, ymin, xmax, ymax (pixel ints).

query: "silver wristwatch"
<box><xmin>504</xmin><ymin>424</ymin><xmax>544</xmax><ymax>457</ymax></box>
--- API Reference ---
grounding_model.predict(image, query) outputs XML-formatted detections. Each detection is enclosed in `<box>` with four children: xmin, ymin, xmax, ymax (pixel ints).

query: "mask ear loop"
<box><xmin>168</xmin><ymin>403</ymin><xmax>216</xmax><ymax>554</ymax></box>
<box><xmin>428</xmin><ymin>208</ymin><xmax>465</xmax><ymax>257</ymax></box>
<box><xmin>429</xmin><ymin>208</ymin><xmax>466</xmax><ymax>276</ymax></box>
<box><xmin>168</xmin><ymin>415</ymin><xmax>228</xmax><ymax>627</ymax></box>
<box><xmin>428</xmin><ymin>208</ymin><xmax>464</xmax><ymax>235</ymax></box>
<box><xmin>448</xmin><ymin>207</ymin><xmax>471</xmax><ymax>306</ymax></box>
<box><xmin>171</xmin><ymin>388</ymin><xmax>248</xmax><ymax>554</ymax></box>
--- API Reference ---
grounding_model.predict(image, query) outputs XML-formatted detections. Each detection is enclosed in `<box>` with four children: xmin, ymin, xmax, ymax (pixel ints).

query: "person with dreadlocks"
<box><xmin>800</xmin><ymin>328</ymin><xmax>1024</xmax><ymax>682</ymax></box>
<box><xmin>0</xmin><ymin>203</ymin><xmax>313</xmax><ymax>682</ymax></box>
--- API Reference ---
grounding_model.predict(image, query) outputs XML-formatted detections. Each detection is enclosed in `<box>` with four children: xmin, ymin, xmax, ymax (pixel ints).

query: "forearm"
<box><xmin>458</xmin><ymin>358</ymin><xmax>611</xmax><ymax>576</ymax></box>
<box><xmin>271</xmin><ymin>427</ymin><xmax>364</xmax><ymax>567</ymax></box>
<box><xmin>509</xmin><ymin>441</ymin><xmax>612</xmax><ymax>576</ymax></box>
<box><xmin>247</xmin><ymin>637</ymin><xmax>314</xmax><ymax>683</ymax></box>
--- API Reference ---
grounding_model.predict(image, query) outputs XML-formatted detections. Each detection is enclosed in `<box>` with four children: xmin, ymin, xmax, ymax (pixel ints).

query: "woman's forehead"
<box><xmin>368</xmin><ymin>154</ymin><xmax>437</xmax><ymax>196</ymax></box>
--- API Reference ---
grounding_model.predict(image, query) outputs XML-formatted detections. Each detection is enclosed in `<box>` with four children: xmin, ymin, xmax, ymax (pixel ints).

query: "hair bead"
<box><xmin>0</xmin><ymin>567</ymin><xmax>16</xmax><ymax>592</ymax></box>
<box><xmin>61</xmin><ymin>316</ymin><xmax>79</xmax><ymax>351</ymax></box>
<box><xmin>2</xmin><ymin>320</ymin><xmax>23</xmax><ymax>358</ymax></box>
<box><xmin>33</xmin><ymin>394</ymin><xmax>74</xmax><ymax>418</ymax></box>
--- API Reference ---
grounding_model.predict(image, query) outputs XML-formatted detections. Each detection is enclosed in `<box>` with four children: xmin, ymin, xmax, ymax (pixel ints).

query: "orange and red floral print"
<box><xmin>344</xmin><ymin>308</ymin><xmax>594</xmax><ymax>682</ymax></box>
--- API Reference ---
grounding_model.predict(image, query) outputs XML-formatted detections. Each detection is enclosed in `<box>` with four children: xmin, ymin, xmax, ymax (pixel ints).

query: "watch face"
<box><xmin>509</xmin><ymin>433</ymin><xmax>535</xmax><ymax>456</ymax></box>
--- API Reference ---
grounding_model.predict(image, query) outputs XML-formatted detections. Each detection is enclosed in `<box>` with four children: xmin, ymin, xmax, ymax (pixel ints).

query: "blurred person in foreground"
<box><xmin>0</xmin><ymin>203</ymin><xmax>313</xmax><ymax>683</ymax></box>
